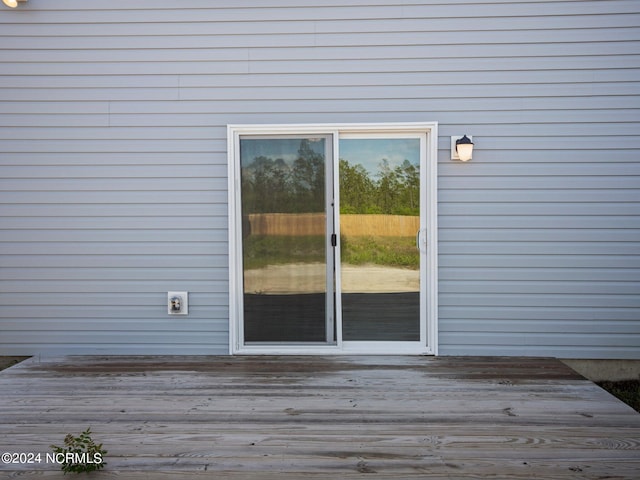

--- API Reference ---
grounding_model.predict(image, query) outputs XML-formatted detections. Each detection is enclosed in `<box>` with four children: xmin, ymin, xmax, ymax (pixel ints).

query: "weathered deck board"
<box><xmin>0</xmin><ymin>356</ymin><xmax>639</xmax><ymax>479</ymax></box>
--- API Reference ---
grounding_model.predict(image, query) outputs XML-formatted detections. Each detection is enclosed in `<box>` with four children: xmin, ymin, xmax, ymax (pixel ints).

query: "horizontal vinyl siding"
<box><xmin>0</xmin><ymin>3</ymin><xmax>232</xmax><ymax>354</ymax></box>
<box><xmin>1</xmin><ymin>0</ymin><xmax>639</xmax><ymax>357</ymax></box>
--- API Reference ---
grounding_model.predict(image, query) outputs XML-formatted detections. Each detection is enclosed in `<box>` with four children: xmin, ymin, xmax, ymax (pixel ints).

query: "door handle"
<box><xmin>416</xmin><ymin>229</ymin><xmax>426</xmax><ymax>252</ymax></box>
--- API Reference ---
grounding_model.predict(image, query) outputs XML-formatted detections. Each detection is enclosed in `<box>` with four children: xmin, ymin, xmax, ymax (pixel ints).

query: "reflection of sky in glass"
<box><xmin>241</xmin><ymin>138</ymin><xmax>326</xmax><ymax>166</ymax></box>
<box><xmin>340</xmin><ymin>138</ymin><xmax>420</xmax><ymax>175</ymax></box>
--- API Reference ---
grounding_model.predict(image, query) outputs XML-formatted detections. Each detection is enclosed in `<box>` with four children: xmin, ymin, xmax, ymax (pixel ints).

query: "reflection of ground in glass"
<box><xmin>244</xmin><ymin>263</ymin><xmax>419</xmax><ymax>294</ymax></box>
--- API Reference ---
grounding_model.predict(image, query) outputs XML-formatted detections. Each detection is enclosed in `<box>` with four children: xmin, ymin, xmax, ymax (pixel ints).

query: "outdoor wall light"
<box><xmin>2</xmin><ymin>0</ymin><xmax>27</xmax><ymax>7</ymax></box>
<box><xmin>451</xmin><ymin>135</ymin><xmax>474</xmax><ymax>161</ymax></box>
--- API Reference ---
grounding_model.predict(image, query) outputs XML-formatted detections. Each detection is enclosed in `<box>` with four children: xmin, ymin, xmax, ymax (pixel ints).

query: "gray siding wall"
<box><xmin>0</xmin><ymin>0</ymin><xmax>638</xmax><ymax>357</ymax></box>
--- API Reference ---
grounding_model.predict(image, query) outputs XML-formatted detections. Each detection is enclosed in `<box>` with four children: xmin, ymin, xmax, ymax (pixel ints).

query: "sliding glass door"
<box><xmin>228</xmin><ymin>124</ymin><xmax>437</xmax><ymax>354</ymax></box>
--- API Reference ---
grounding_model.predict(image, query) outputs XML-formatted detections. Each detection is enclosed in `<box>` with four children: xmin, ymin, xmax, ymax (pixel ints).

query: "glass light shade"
<box><xmin>456</xmin><ymin>143</ymin><xmax>473</xmax><ymax>161</ymax></box>
<box><xmin>2</xmin><ymin>0</ymin><xmax>18</xmax><ymax>7</ymax></box>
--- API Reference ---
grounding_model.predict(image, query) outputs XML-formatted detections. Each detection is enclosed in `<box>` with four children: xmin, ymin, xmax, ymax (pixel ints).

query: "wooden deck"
<box><xmin>0</xmin><ymin>355</ymin><xmax>639</xmax><ymax>479</ymax></box>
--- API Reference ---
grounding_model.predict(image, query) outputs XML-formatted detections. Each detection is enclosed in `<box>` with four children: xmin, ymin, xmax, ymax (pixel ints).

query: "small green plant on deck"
<box><xmin>50</xmin><ymin>428</ymin><xmax>107</xmax><ymax>474</ymax></box>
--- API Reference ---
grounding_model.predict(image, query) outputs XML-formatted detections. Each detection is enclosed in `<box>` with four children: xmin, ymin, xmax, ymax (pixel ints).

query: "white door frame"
<box><xmin>227</xmin><ymin>122</ymin><xmax>438</xmax><ymax>355</ymax></box>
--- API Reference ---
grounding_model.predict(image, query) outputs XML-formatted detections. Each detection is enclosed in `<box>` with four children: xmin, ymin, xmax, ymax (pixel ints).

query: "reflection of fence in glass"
<box><xmin>341</xmin><ymin>214</ymin><xmax>419</xmax><ymax>237</ymax></box>
<box><xmin>247</xmin><ymin>213</ymin><xmax>418</xmax><ymax>237</ymax></box>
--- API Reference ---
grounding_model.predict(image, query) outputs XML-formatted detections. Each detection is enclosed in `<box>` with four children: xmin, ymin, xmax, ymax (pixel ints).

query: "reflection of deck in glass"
<box><xmin>244</xmin><ymin>293</ymin><xmax>327</xmax><ymax>342</ymax></box>
<box><xmin>342</xmin><ymin>292</ymin><xmax>419</xmax><ymax>341</ymax></box>
<box><xmin>244</xmin><ymin>292</ymin><xmax>419</xmax><ymax>342</ymax></box>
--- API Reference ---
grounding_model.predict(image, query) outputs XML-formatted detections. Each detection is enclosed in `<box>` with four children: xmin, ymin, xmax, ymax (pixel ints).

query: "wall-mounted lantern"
<box><xmin>2</xmin><ymin>0</ymin><xmax>27</xmax><ymax>7</ymax></box>
<box><xmin>451</xmin><ymin>135</ymin><xmax>474</xmax><ymax>162</ymax></box>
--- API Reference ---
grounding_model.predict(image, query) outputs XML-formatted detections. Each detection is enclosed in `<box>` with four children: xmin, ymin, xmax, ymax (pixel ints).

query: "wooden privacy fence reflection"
<box><xmin>246</xmin><ymin>213</ymin><xmax>419</xmax><ymax>237</ymax></box>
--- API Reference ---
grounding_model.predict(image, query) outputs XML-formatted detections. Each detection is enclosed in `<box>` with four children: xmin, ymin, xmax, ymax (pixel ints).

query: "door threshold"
<box><xmin>234</xmin><ymin>342</ymin><xmax>433</xmax><ymax>355</ymax></box>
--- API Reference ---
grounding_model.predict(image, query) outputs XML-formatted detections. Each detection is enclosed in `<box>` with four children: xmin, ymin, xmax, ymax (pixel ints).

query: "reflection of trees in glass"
<box><xmin>291</xmin><ymin>140</ymin><xmax>325</xmax><ymax>212</ymax></box>
<box><xmin>242</xmin><ymin>156</ymin><xmax>290</xmax><ymax>214</ymax></box>
<box><xmin>339</xmin><ymin>160</ymin><xmax>377</xmax><ymax>214</ymax></box>
<box><xmin>241</xmin><ymin>140</ymin><xmax>418</xmax><ymax>216</ymax></box>
<box><xmin>340</xmin><ymin>158</ymin><xmax>419</xmax><ymax>216</ymax></box>
<box><xmin>241</xmin><ymin>139</ymin><xmax>325</xmax><ymax>214</ymax></box>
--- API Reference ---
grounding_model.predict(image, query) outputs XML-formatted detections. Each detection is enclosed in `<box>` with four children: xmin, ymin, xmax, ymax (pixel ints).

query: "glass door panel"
<box><xmin>239</xmin><ymin>136</ymin><xmax>334</xmax><ymax>343</ymax></box>
<box><xmin>339</xmin><ymin>137</ymin><xmax>421</xmax><ymax>341</ymax></box>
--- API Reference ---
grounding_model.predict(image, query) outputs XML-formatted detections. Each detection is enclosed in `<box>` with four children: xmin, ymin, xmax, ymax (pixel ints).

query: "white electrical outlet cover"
<box><xmin>167</xmin><ymin>291</ymin><xmax>188</xmax><ymax>315</ymax></box>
